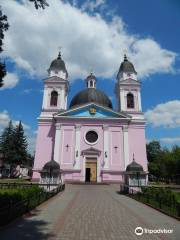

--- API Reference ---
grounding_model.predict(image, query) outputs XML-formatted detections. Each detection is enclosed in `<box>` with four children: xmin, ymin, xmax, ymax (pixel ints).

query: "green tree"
<box><xmin>13</xmin><ymin>121</ymin><xmax>28</xmax><ymax>165</ymax></box>
<box><xmin>146</xmin><ymin>140</ymin><xmax>161</xmax><ymax>162</ymax></box>
<box><xmin>0</xmin><ymin>8</ymin><xmax>9</xmax><ymax>87</ymax></box>
<box><xmin>0</xmin><ymin>120</ymin><xmax>16</xmax><ymax>164</ymax></box>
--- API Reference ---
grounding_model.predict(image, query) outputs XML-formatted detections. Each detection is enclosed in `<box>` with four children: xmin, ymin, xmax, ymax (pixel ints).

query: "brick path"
<box><xmin>0</xmin><ymin>184</ymin><xmax>179</xmax><ymax>240</ymax></box>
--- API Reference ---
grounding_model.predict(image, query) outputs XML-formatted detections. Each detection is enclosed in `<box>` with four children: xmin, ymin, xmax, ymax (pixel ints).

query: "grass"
<box><xmin>129</xmin><ymin>187</ymin><xmax>180</xmax><ymax>219</ymax></box>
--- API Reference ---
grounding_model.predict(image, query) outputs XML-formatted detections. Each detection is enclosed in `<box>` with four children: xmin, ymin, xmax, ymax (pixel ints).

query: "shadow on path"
<box><xmin>0</xmin><ymin>209</ymin><xmax>55</xmax><ymax>240</ymax></box>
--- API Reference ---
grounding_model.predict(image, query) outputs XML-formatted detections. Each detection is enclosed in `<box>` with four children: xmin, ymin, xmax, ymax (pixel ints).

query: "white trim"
<box><xmin>120</xmin><ymin>89</ymin><xmax>125</xmax><ymax>111</ymax></box>
<box><xmin>138</xmin><ymin>91</ymin><xmax>142</xmax><ymax>111</ymax></box>
<box><xmin>60</xmin><ymin>89</ymin><xmax>64</xmax><ymax>109</ymax></box>
<box><xmin>54</xmin><ymin>124</ymin><xmax>61</xmax><ymax>165</ymax></box>
<box><xmin>123</xmin><ymin>125</ymin><xmax>129</xmax><ymax>170</ymax></box>
<box><xmin>84</xmin><ymin>129</ymin><xmax>99</xmax><ymax>145</ymax></box>
<box><xmin>103</xmin><ymin>125</ymin><xmax>109</xmax><ymax>169</ymax></box>
<box><xmin>42</xmin><ymin>87</ymin><xmax>48</xmax><ymax>109</ymax></box>
<box><xmin>54</xmin><ymin>102</ymin><xmax>131</xmax><ymax>119</ymax></box>
<box><xmin>74</xmin><ymin>124</ymin><xmax>81</xmax><ymax>169</ymax></box>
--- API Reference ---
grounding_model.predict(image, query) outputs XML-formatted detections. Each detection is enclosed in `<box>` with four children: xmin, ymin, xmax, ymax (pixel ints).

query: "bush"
<box><xmin>0</xmin><ymin>186</ymin><xmax>43</xmax><ymax>208</ymax></box>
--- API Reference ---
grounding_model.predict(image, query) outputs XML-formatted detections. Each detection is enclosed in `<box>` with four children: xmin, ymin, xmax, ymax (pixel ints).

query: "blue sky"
<box><xmin>0</xmin><ymin>0</ymin><xmax>180</xmax><ymax>153</ymax></box>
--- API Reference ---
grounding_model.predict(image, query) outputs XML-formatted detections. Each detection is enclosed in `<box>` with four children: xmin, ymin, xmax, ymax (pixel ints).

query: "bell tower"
<box><xmin>115</xmin><ymin>55</ymin><xmax>142</xmax><ymax>116</ymax></box>
<box><xmin>86</xmin><ymin>72</ymin><xmax>97</xmax><ymax>89</ymax></box>
<box><xmin>41</xmin><ymin>52</ymin><xmax>69</xmax><ymax>115</ymax></box>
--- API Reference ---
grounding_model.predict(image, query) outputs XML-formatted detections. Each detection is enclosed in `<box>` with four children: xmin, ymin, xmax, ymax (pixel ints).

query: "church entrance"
<box><xmin>85</xmin><ymin>159</ymin><xmax>97</xmax><ymax>182</ymax></box>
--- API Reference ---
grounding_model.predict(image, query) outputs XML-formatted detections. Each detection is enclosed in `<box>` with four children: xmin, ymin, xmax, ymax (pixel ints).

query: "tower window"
<box><xmin>50</xmin><ymin>91</ymin><xmax>58</xmax><ymax>106</ymax></box>
<box><xmin>90</xmin><ymin>80</ymin><xmax>93</xmax><ymax>87</ymax></box>
<box><xmin>127</xmin><ymin>93</ymin><xmax>134</xmax><ymax>108</ymax></box>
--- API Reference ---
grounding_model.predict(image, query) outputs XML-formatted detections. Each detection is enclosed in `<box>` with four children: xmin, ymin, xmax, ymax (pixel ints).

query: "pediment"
<box><xmin>54</xmin><ymin>103</ymin><xmax>131</xmax><ymax>119</ymax></box>
<box><xmin>81</xmin><ymin>147</ymin><xmax>101</xmax><ymax>156</ymax></box>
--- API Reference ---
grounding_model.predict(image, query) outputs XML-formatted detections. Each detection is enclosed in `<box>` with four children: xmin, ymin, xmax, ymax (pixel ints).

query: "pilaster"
<box><xmin>54</xmin><ymin>124</ymin><xmax>61</xmax><ymax>165</ymax></box>
<box><xmin>103</xmin><ymin>125</ymin><xmax>109</xmax><ymax>169</ymax></box>
<box><xmin>122</xmin><ymin>125</ymin><xmax>129</xmax><ymax>170</ymax></box>
<box><xmin>74</xmin><ymin>124</ymin><xmax>81</xmax><ymax>169</ymax></box>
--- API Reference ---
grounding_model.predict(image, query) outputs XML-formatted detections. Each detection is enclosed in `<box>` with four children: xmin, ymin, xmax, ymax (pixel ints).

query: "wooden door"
<box><xmin>86</xmin><ymin>161</ymin><xmax>97</xmax><ymax>182</ymax></box>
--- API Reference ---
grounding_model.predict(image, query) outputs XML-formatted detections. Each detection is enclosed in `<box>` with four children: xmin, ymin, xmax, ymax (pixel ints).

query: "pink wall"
<box><xmin>128</xmin><ymin>124</ymin><xmax>147</xmax><ymax>171</ymax></box>
<box><xmin>61</xmin><ymin>126</ymin><xmax>75</xmax><ymax>168</ymax></box>
<box><xmin>33</xmin><ymin>117</ymin><xmax>147</xmax><ymax>181</ymax></box>
<box><xmin>33</xmin><ymin>123</ymin><xmax>55</xmax><ymax>178</ymax></box>
<box><xmin>109</xmin><ymin>127</ymin><xmax>124</xmax><ymax>170</ymax></box>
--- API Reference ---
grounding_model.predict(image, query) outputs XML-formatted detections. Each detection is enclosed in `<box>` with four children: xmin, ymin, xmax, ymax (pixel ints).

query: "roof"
<box><xmin>126</xmin><ymin>160</ymin><xmax>144</xmax><ymax>172</ymax></box>
<box><xmin>48</xmin><ymin>52</ymin><xmax>68</xmax><ymax>77</ymax></box>
<box><xmin>69</xmin><ymin>88</ymin><xmax>113</xmax><ymax>109</ymax></box>
<box><xmin>119</xmin><ymin>55</ymin><xmax>137</xmax><ymax>74</ymax></box>
<box><xmin>42</xmin><ymin>159</ymin><xmax>60</xmax><ymax>171</ymax></box>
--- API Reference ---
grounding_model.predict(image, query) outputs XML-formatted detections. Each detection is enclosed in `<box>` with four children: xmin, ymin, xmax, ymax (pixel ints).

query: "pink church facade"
<box><xmin>33</xmin><ymin>53</ymin><xmax>147</xmax><ymax>183</ymax></box>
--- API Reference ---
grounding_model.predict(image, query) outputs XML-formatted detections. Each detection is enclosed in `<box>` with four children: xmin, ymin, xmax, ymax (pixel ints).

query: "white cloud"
<box><xmin>81</xmin><ymin>0</ymin><xmax>106</xmax><ymax>12</ymax></box>
<box><xmin>160</xmin><ymin>137</ymin><xmax>180</xmax><ymax>144</ymax></box>
<box><xmin>0</xmin><ymin>110</ymin><xmax>30</xmax><ymax>131</ymax></box>
<box><xmin>1</xmin><ymin>0</ymin><xmax>176</xmax><ymax>81</ymax></box>
<box><xmin>0</xmin><ymin>111</ymin><xmax>11</xmax><ymax>128</ymax></box>
<box><xmin>145</xmin><ymin>100</ymin><xmax>180</xmax><ymax>128</ymax></box>
<box><xmin>1</xmin><ymin>72</ymin><xmax>19</xmax><ymax>89</ymax></box>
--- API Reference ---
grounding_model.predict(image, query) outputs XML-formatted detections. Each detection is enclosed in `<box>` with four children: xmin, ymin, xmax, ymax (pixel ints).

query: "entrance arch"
<box><xmin>85</xmin><ymin>158</ymin><xmax>97</xmax><ymax>182</ymax></box>
<box><xmin>81</xmin><ymin>147</ymin><xmax>101</xmax><ymax>183</ymax></box>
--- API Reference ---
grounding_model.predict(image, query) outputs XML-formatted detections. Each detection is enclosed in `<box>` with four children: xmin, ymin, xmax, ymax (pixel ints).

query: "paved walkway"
<box><xmin>0</xmin><ymin>184</ymin><xmax>179</xmax><ymax>240</ymax></box>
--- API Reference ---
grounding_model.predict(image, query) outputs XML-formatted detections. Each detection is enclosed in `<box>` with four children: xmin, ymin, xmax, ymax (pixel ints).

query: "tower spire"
<box><xmin>124</xmin><ymin>54</ymin><xmax>128</xmax><ymax>61</ymax></box>
<box><xmin>86</xmin><ymin>71</ymin><xmax>96</xmax><ymax>89</ymax></box>
<box><xmin>57</xmin><ymin>51</ymin><xmax>61</xmax><ymax>59</ymax></box>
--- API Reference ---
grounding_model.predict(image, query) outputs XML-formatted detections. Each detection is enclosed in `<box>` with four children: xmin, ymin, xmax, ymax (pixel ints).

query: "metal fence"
<box><xmin>120</xmin><ymin>184</ymin><xmax>180</xmax><ymax>219</ymax></box>
<box><xmin>0</xmin><ymin>183</ymin><xmax>65</xmax><ymax>226</ymax></box>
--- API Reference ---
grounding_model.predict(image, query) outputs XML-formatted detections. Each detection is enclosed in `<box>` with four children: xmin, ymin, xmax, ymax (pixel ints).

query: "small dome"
<box><xmin>119</xmin><ymin>55</ymin><xmax>137</xmax><ymax>74</ymax></box>
<box><xmin>126</xmin><ymin>160</ymin><xmax>144</xmax><ymax>172</ymax></box>
<box><xmin>48</xmin><ymin>52</ymin><xmax>68</xmax><ymax>78</ymax></box>
<box><xmin>86</xmin><ymin>72</ymin><xmax>96</xmax><ymax>81</ymax></box>
<box><xmin>69</xmin><ymin>88</ymin><xmax>113</xmax><ymax>109</ymax></box>
<box><xmin>43</xmin><ymin>159</ymin><xmax>60</xmax><ymax>171</ymax></box>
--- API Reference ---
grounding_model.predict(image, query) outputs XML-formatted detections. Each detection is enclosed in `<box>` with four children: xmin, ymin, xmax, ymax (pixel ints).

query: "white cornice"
<box><xmin>54</xmin><ymin>102</ymin><xmax>132</xmax><ymax>119</ymax></box>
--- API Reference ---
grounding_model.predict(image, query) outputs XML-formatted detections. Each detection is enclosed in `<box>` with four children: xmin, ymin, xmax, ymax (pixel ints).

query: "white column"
<box><xmin>60</xmin><ymin>88</ymin><xmax>65</xmax><ymax>109</ymax></box>
<box><xmin>54</xmin><ymin>124</ymin><xmax>61</xmax><ymax>165</ymax></box>
<box><xmin>57</xmin><ymin>88</ymin><xmax>61</xmax><ymax>109</ymax></box>
<box><xmin>74</xmin><ymin>124</ymin><xmax>81</xmax><ymax>169</ymax></box>
<box><xmin>138</xmin><ymin>90</ymin><xmax>142</xmax><ymax>111</ymax></box>
<box><xmin>120</xmin><ymin>89</ymin><xmax>125</xmax><ymax>111</ymax></box>
<box><xmin>42</xmin><ymin>87</ymin><xmax>49</xmax><ymax>109</ymax></box>
<box><xmin>122</xmin><ymin>125</ymin><xmax>129</xmax><ymax>170</ymax></box>
<box><xmin>103</xmin><ymin>125</ymin><xmax>109</xmax><ymax>169</ymax></box>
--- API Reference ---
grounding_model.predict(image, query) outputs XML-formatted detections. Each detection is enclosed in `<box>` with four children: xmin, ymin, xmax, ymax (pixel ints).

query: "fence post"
<box><xmin>159</xmin><ymin>197</ymin><xmax>162</xmax><ymax>209</ymax></box>
<box><xmin>177</xmin><ymin>203</ymin><xmax>180</xmax><ymax>217</ymax></box>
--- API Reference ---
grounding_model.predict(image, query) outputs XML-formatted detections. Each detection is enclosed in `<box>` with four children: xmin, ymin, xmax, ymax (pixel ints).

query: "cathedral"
<box><xmin>33</xmin><ymin>53</ymin><xmax>148</xmax><ymax>183</ymax></box>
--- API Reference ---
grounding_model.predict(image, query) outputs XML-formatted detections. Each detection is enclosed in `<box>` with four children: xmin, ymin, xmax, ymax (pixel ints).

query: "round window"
<box><xmin>85</xmin><ymin>131</ymin><xmax>98</xmax><ymax>144</ymax></box>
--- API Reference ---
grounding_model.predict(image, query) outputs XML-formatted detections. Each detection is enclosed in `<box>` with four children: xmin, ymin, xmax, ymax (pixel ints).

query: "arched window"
<box><xmin>127</xmin><ymin>93</ymin><xmax>134</xmax><ymax>108</ymax></box>
<box><xmin>50</xmin><ymin>91</ymin><xmax>58</xmax><ymax>106</ymax></box>
<box><xmin>90</xmin><ymin>80</ymin><xmax>93</xmax><ymax>87</ymax></box>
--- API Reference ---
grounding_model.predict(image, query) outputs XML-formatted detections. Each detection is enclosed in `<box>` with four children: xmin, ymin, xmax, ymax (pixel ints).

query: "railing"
<box><xmin>0</xmin><ymin>183</ymin><xmax>65</xmax><ymax>226</ymax></box>
<box><xmin>120</xmin><ymin>184</ymin><xmax>180</xmax><ymax>219</ymax></box>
